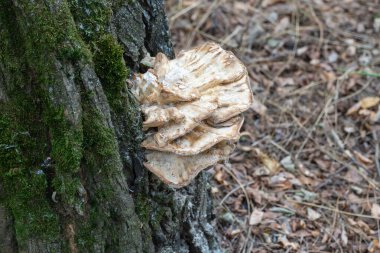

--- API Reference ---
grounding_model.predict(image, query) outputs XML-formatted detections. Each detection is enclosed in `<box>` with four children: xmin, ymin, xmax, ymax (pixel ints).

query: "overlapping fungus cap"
<box><xmin>131</xmin><ymin>42</ymin><xmax>253</xmax><ymax>188</ymax></box>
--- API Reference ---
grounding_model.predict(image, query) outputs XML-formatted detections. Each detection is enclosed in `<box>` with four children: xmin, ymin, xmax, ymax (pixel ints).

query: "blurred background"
<box><xmin>166</xmin><ymin>1</ymin><xmax>380</xmax><ymax>252</ymax></box>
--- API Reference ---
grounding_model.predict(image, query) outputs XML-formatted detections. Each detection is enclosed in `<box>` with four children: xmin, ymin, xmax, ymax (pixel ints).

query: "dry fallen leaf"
<box><xmin>278</xmin><ymin>235</ymin><xmax>300</xmax><ymax>250</ymax></box>
<box><xmin>211</xmin><ymin>187</ymin><xmax>219</xmax><ymax>194</ymax></box>
<box><xmin>356</xmin><ymin>219</ymin><xmax>375</xmax><ymax>234</ymax></box>
<box><xmin>280</xmin><ymin>156</ymin><xmax>295</xmax><ymax>171</ymax></box>
<box><xmin>296</xmin><ymin>46</ymin><xmax>308</xmax><ymax>56</ymax></box>
<box><xmin>291</xmin><ymin>229</ymin><xmax>312</xmax><ymax>238</ymax></box>
<box><xmin>341</xmin><ymin>224</ymin><xmax>348</xmax><ymax>246</ymax></box>
<box><xmin>313</xmin><ymin>158</ymin><xmax>331</xmax><ymax>171</ymax></box>
<box><xmin>249</xmin><ymin>209</ymin><xmax>264</xmax><ymax>225</ymax></box>
<box><xmin>253</xmin><ymin>166</ymin><xmax>272</xmax><ymax>176</ymax></box>
<box><xmin>247</xmin><ymin>187</ymin><xmax>263</xmax><ymax>204</ymax></box>
<box><xmin>346</xmin><ymin>97</ymin><xmax>380</xmax><ymax>116</ymax></box>
<box><xmin>274</xmin><ymin>17</ymin><xmax>290</xmax><ymax>34</ymax></box>
<box><xmin>358</xmin><ymin>108</ymin><xmax>373</xmax><ymax>116</ymax></box>
<box><xmin>371</xmin><ymin>203</ymin><xmax>380</xmax><ymax>219</ymax></box>
<box><xmin>253</xmin><ymin>148</ymin><xmax>281</xmax><ymax>175</ymax></box>
<box><xmin>321</xmin><ymin>71</ymin><xmax>337</xmax><ymax>87</ymax></box>
<box><xmin>276</xmin><ymin>77</ymin><xmax>295</xmax><ymax>86</ymax></box>
<box><xmin>269</xmin><ymin>172</ymin><xmax>294</xmax><ymax>190</ymax></box>
<box><xmin>261</xmin><ymin>0</ymin><xmax>286</xmax><ymax>8</ymax></box>
<box><xmin>368</xmin><ymin>239</ymin><xmax>380</xmax><ymax>253</ymax></box>
<box><xmin>230</xmin><ymin>229</ymin><xmax>241</xmax><ymax>237</ymax></box>
<box><xmin>307</xmin><ymin>208</ymin><xmax>321</xmax><ymax>221</ymax></box>
<box><xmin>346</xmin><ymin>102</ymin><xmax>361</xmax><ymax>115</ymax></box>
<box><xmin>370</xmin><ymin>106</ymin><xmax>380</xmax><ymax>123</ymax></box>
<box><xmin>214</xmin><ymin>167</ymin><xmax>225</xmax><ymax>184</ymax></box>
<box><xmin>348</xmin><ymin>193</ymin><xmax>363</xmax><ymax>204</ymax></box>
<box><xmin>359</xmin><ymin>96</ymin><xmax>380</xmax><ymax>109</ymax></box>
<box><xmin>250</xmin><ymin>99</ymin><xmax>267</xmax><ymax>116</ymax></box>
<box><xmin>343</xmin><ymin>168</ymin><xmax>363</xmax><ymax>184</ymax></box>
<box><xmin>353</xmin><ymin>150</ymin><xmax>373</xmax><ymax>165</ymax></box>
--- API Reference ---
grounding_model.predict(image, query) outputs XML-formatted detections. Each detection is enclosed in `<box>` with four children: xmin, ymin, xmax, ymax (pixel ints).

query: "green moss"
<box><xmin>1</xmin><ymin>0</ymin><xmax>144</xmax><ymax>248</ymax></box>
<box><xmin>94</xmin><ymin>34</ymin><xmax>129</xmax><ymax>109</ymax></box>
<box><xmin>68</xmin><ymin>0</ymin><xmax>112</xmax><ymax>43</ymax></box>
<box><xmin>92</xmin><ymin>34</ymin><xmax>143</xmax><ymax>157</ymax></box>
<box><xmin>3</xmin><ymin>167</ymin><xmax>60</xmax><ymax>242</ymax></box>
<box><xmin>111</xmin><ymin>0</ymin><xmax>135</xmax><ymax>11</ymax></box>
<box><xmin>44</xmin><ymin>106</ymin><xmax>84</xmax><ymax>206</ymax></box>
<box><xmin>81</xmin><ymin>93</ymin><xmax>122</xmax><ymax>171</ymax></box>
<box><xmin>150</xmin><ymin>205</ymin><xmax>166</xmax><ymax>231</ymax></box>
<box><xmin>0</xmin><ymin>112</ymin><xmax>60</xmax><ymax>245</ymax></box>
<box><xmin>67</xmin><ymin>0</ymin><xmax>143</xmax><ymax>152</ymax></box>
<box><xmin>0</xmin><ymin>0</ymin><xmax>91</xmax><ymax>246</ymax></box>
<box><xmin>0</xmin><ymin>2</ymin><xmax>61</xmax><ymax>244</ymax></box>
<box><xmin>135</xmin><ymin>193</ymin><xmax>151</xmax><ymax>222</ymax></box>
<box><xmin>75</xmin><ymin>92</ymin><xmax>127</xmax><ymax>249</ymax></box>
<box><xmin>16</xmin><ymin>0</ymin><xmax>87</xmax><ymax>215</ymax></box>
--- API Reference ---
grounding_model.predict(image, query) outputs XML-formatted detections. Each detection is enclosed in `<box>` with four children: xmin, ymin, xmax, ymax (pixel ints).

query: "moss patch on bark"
<box><xmin>0</xmin><ymin>0</ymin><xmax>150</xmax><ymax>250</ymax></box>
<box><xmin>0</xmin><ymin>0</ymin><xmax>88</xmax><ymax>247</ymax></box>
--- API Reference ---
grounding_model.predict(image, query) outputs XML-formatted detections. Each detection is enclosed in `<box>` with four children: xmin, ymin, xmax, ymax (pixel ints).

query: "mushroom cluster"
<box><xmin>131</xmin><ymin>42</ymin><xmax>253</xmax><ymax>188</ymax></box>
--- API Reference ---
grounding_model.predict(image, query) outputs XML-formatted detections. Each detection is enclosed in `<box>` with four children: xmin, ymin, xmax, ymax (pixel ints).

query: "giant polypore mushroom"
<box><xmin>131</xmin><ymin>42</ymin><xmax>253</xmax><ymax>188</ymax></box>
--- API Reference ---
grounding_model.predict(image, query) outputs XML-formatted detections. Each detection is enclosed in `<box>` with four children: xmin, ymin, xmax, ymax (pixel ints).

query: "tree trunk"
<box><xmin>0</xmin><ymin>1</ymin><xmax>220</xmax><ymax>252</ymax></box>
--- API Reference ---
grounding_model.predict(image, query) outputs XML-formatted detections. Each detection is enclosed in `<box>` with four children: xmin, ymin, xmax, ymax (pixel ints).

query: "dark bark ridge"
<box><xmin>0</xmin><ymin>0</ymin><xmax>220</xmax><ymax>252</ymax></box>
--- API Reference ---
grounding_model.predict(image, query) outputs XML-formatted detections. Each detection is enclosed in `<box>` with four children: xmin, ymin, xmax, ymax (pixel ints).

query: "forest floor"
<box><xmin>166</xmin><ymin>0</ymin><xmax>380</xmax><ymax>252</ymax></box>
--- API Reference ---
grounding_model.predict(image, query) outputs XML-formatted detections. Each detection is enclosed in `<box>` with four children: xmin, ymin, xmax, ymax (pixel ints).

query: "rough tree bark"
<box><xmin>0</xmin><ymin>0</ymin><xmax>221</xmax><ymax>252</ymax></box>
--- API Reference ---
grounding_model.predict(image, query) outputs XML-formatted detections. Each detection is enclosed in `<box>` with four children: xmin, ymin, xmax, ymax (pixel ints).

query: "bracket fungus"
<box><xmin>131</xmin><ymin>42</ymin><xmax>253</xmax><ymax>188</ymax></box>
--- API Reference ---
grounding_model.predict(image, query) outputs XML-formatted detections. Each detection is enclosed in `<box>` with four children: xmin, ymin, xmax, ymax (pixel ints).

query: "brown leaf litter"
<box><xmin>166</xmin><ymin>0</ymin><xmax>380</xmax><ymax>252</ymax></box>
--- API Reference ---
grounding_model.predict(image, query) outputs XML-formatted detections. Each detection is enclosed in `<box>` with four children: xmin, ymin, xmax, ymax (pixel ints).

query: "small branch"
<box><xmin>373</xmin><ymin>129</ymin><xmax>380</xmax><ymax>178</ymax></box>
